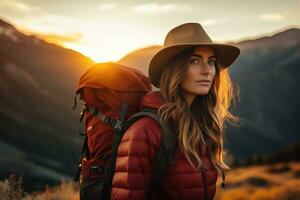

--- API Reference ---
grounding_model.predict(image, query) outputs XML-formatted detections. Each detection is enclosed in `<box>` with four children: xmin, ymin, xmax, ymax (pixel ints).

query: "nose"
<box><xmin>201</xmin><ymin>61</ymin><xmax>212</xmax><ymax>76</ymax></box>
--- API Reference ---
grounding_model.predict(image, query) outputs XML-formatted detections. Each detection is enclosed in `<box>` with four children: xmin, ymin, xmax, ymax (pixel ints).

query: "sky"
<box><xmin>1</xmin><ymin>0</ymin><xmax>300</xmax><ymax>62</ymax></box>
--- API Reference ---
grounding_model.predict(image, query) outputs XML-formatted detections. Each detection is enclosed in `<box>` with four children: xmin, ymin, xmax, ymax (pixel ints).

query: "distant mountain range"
<box><xmin>0</xmin><ymin>18</ymin><xmax>299</xmax><ymax>191</ymax></box>
<box><xmin>227</xmin><ymin>28</ymin><xmax>300</xmax><ymax>159</ymax></box>
<box><xmin>120</xmin><ymin>27</ymin><xmax>300</xmax><ymax>161</ymax></box>
<box><xmin>0</xmin><ymin>19</ymin><xmax>94</xmax><ymax>191</ymax></box>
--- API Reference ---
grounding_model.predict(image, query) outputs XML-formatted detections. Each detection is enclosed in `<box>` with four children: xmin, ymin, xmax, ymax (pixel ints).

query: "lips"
<box><xmin>196</xmin><ymin>80</ymin><xmax>211</xmax><ymax>83</ymax></box>
<box><xmin>196</xmin><ymin>80</ymin><xmax>211</xmax><ymax>86</ymax></box>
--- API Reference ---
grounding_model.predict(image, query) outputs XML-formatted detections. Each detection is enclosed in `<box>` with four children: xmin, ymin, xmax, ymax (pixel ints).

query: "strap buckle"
<box><xmin>113</xmin><ymin>119</ymin><xmax>124</xmax><ymax>132</ymax></box>
<box><xmin>79</xmin><ymin>104</ymin><xmax>88</xmax><ymax>122</ymax></box>
<box><xmin>90</xmin><ymin>166</ymin><xmax>107</xmax><ymax>175</ymax></box>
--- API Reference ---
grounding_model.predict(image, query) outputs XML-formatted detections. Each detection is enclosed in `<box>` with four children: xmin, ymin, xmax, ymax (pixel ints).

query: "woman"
<box><xmin>111</xmin><ymin>22</ymin><xmax>240</xmax><ymax>200</ymax></box>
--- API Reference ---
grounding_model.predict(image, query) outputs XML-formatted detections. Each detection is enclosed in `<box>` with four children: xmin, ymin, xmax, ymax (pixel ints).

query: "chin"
<box><xmin>194</xmin><ymin>89</ymin><xmax>210</xmax><ymax>95</ymax></box>
<box><xmin>196</xmin><ymin>92</ymin><xmax>209</xmax><ymax>96</ymax></box>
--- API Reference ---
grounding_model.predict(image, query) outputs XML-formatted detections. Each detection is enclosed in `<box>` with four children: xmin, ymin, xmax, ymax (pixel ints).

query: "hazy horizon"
<box><xmin>1</xmin><ymin>0</ymin><xmax>300</xmax><ymax>62</ymax></box>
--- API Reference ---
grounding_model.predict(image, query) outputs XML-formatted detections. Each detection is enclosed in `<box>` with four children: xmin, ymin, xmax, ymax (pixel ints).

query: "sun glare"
<box><xmin>18</xmin><ymin>18</ymin><xmax>160</xmax><ymax>63</ymax></box>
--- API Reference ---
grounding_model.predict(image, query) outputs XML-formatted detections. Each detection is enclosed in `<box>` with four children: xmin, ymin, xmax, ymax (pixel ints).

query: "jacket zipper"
<box><xmin>201</xmin><ymin>169</ymin><xmax>209</xmax><ymax>200</ymax></box>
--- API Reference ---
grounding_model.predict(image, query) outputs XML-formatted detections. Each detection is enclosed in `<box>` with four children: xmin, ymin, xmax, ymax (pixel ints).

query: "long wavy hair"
<box><xmin>157</xmin><ymin>46</ymin><xmax>240</xmax><ymax>175</ymax></box>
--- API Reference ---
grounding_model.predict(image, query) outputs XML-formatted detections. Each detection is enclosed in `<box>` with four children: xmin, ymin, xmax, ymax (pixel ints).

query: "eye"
<box><xmin>208</xmin><ymin>59</ymin><xmax>216</xmax><ymax>66</ymax></box>
<box><xmin>189</xmin><ymin>57</ymin><xmax>202</xmax><ymax>65</ymax></box>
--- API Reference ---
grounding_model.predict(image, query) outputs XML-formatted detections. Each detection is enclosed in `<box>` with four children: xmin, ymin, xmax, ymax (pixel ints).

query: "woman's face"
<box><xmin>181</xmin><ymin>46</ymin><xmax>216</xmax><ymax>99</ymax></box>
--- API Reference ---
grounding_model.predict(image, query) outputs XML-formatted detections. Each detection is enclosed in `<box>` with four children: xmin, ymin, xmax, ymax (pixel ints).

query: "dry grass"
<box><xmin>2</xmin><ymin>161</ymin><xmax>300</xmax><ymax>200</ymax></box>
<box><xmin>0</xmin><ymin>174</ymin><xmax>79</xmax><ymax>200</ymax></box>
<box><xmin>0</xmin><ymin>174</ymin><xmax>24</xmax><ymax>200</ymax></box>
<box><xmin>25</xmin><ymin>181</ymin><xmax>79</xmax><ymax>200</ymax></box>
<box><xmin>215</xmin><ymin>161</ymin><xmax>300</xmax><ymax>200</ymax></box>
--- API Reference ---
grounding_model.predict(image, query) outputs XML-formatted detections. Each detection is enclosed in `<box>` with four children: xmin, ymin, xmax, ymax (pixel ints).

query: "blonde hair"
<box><xmin>157</xmin><ymin>47</ymin><xmax>240</xmax><ymax>175</ymax></box>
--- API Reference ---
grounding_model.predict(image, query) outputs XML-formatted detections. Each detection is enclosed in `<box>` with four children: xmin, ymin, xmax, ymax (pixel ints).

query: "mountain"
<box><xmin>0</xmin><ymin>18</ymin><xmax>95</xmax><ymax>191</ymax></box>
<box><xmin>0</xmin><ymin>19</ymin><xmax>94</xmax><ymax>106</ymax></box>
<box><xmin>227</xmin><ymin>28</ymin><xmax>300</xmax><ymax>160</ymax></box>
<box><xmin>117</xmin><ymin>27</ymin><xmax>300</xmax><ymax>161</ymax></box>
<box><xmin>118</xmin><ymin>45</ymin><xmax>161</xmax><ymax>75</ymax></box>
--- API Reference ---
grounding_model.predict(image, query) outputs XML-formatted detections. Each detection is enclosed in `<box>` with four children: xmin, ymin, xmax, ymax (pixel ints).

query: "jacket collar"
<box><xmin>140</xmin><ymin>91</ymin><xmax>164</xmax><ymax>110</ymax></box>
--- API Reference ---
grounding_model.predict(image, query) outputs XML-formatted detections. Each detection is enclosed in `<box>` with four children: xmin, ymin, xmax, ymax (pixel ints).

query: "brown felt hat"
<box><xmin>148</xmin><ymin>22</ymin><xmax>240</xmax><ymax>87</ymax></box>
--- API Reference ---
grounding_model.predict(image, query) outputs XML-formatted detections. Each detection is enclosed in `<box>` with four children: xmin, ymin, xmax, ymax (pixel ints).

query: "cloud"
<box><xmin>132</xmin><ymin>3</ymin><xmax>191</xmax><ymax>14</ymax></box>
<box><xmin>98</xmin><ymin>3</ymin><xmax>116</xmax><ymax>11</ymax></box>
<box><xmin>259</xmin><ymin>13</ymin><xmax>284</xmax><ymax>21</ymax></box>
<box><xmin>200</xmin><ymin>19</ymin><xmax>227</xmax><ymax>26</ymax></box>
<box><xmin>29</xmin><ymin>32</ymin><xmax>83</xmax><ymax>46</ymax></box>
<box><xmin>16</xmin><ymin>14</ymin><xmax>87</xmax><ymax>33</ymax></box>
<box><xmin>0</xmin><ymin>0</ymin><xmax>40</xmax><ymax>13</ymax></box>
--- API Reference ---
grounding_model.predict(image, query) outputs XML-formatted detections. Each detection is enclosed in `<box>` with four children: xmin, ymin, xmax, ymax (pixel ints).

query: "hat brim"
<box><xmin>148</xmin><ymin>43</ymin><xmax>240</xmax><ymax>87</ymax></box>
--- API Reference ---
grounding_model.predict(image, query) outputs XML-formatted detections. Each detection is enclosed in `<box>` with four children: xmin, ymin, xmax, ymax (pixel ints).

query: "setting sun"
<box><xmin>19</xmin><ymin>19</ymin><xmax>162</xmax><ymax>62</ymax></box>
<box><xmin>3</xmin><ymin>1</ymin><xmax>299</xmax><ymax>63</ymax></box>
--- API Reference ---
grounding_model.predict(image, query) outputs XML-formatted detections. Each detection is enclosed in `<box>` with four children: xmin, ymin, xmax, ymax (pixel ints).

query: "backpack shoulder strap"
<box><xmin>125</xmin><ymin>109</ymin><xmax>177</xmax><ymax>199</ymax></box>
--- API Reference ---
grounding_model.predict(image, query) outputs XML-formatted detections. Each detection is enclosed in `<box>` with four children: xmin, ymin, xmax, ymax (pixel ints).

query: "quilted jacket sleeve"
<box><xmin>110</xmin><ymin>117</ymin><xmax>162</xmax><ymax>200</ymax></box>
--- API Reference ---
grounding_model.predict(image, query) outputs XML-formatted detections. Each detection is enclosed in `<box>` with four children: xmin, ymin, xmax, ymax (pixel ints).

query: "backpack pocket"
<box><xmin>80</xmin><ymin>176</ymin><xmax>110</xmax><ymax>200</ymax></box>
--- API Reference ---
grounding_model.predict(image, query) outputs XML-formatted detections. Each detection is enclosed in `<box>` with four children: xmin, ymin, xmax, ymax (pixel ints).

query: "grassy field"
<box><xmin>1</xmin><ymin>161</ymin><xmax>300</xmax><ymax>200</ymax></box>
<box><xmin>215</xmin><ymin>161</ymin><xmax>300</xmax><ymax>200</ymax></box>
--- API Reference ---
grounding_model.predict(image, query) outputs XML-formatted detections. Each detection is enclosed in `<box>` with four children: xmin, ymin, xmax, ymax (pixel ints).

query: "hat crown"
<box><xmin>164</xmin><ymin>23</ymin><xmax>213</xmax><ymax>47</ymax></box>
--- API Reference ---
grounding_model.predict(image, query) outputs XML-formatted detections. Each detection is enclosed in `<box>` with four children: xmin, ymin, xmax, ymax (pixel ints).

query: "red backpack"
<box><xmin>72</xmin><ymin>62</ymin><xmax>180</xmax><ymax>200</ymax></box>
<box><xmin>73</xmin><ymin>62</ymin><xmax>152</xmax><ymax>162</ymax></box>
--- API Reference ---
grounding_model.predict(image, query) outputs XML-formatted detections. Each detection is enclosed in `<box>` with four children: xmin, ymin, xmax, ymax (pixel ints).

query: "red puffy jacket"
<box><xmin>111</xmin><ymin>91</ymin><xmax>218</xmax><ymax>200</ymax></box>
